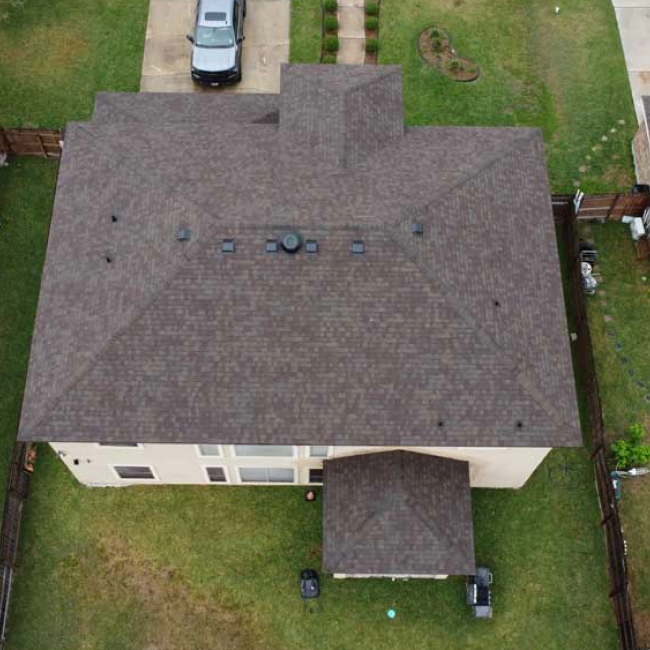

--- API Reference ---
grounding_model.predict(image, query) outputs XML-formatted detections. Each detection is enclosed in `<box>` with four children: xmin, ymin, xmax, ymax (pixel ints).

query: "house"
<box><xmin>632</xmin><ymin>96</ymin><xmax>650</xmax><ymax>185</ymax></box>
<box><xmin>17</xmin><ymin>64</ymin><xmax>581</xmax><ymax>578</ymax></box>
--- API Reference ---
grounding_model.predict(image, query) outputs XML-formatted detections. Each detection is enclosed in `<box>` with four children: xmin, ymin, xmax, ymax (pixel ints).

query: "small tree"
<box><xmin>612</xmin><ymin>423</ymin><xmax>650</xmax><ymax>469</ymax></box>
<box><xmin>324</xmin><ymin>35</ymin><xmax>340</xmax><ymax>53</ymax></box>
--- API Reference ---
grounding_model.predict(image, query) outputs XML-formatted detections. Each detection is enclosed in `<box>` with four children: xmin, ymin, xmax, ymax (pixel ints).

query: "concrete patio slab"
<box><xmin>140</xmin><ymin>0</ymin><xmax>290</xmax><ymax>94</ymax></box>
<box><xmin>612</xmin><ymin>0</ymin><xmax>650</xmax><ymax>122</ymax></box>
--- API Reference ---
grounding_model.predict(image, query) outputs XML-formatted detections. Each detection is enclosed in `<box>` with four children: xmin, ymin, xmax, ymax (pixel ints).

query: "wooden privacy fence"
<box><xmin>562</xmin><ymin>192</ymin><xmax>650</xmax><ymax>221</ymax></box>
<box><xmin>0</xmin><ymin>444</ymin><xmax>32</xmax><ymax>649</ymax></box>
<box><xmin>553</xmin><ymin>196</ymin><xmax>638</xmax><ymax>650</ymax></box>
<box><xmin>0</xmin><ymin>128</ymin><xmax>62</xmax><ymax>158</ymax></box>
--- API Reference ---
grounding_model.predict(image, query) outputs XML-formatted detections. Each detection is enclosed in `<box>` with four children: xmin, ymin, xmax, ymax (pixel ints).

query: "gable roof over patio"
<box><xmin>323</xmin><ymin>451</ymin><xmax>475</xmax><ymax>576</ymax></box>
<box><xmin>18</xmin><ymin>64</ymin><xmax>581</xmax><ymax>449</ymax></box>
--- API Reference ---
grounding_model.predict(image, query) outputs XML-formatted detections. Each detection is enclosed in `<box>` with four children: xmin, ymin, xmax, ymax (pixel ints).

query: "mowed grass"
<box><xmin>0</xmin><ymin>0</ymin><xmax>149</xmax><ymax>127</ymax></box>
<box><xmin>6</xmin><ymin>446</ymin><xmax>616</xmax><ymax>650</ymax></box>
<box><xmin>0</xmin><ymin>164</ymin><xmax>616</xmax><ymax>649</ymax></box>
<box><xmin>290</xmin><ymin>0</ymin><xmax>321</xmax><ymax>63</ymax></box>
<box><xmin>583</xmin><ymin>222</ymin><xmax>650</xmax><ymax>642</ymax></box>
<box><xmin>0</xmin><ymin>158</ymin><xmax>57</xmax><ymax>501</ymax></box>
<box><xmin>377</xmin><ymin>0</ymin><xmax>636</xmax><ymax>193</ymax></box>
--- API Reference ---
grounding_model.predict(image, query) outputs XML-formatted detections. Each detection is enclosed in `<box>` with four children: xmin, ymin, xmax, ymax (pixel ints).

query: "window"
<box><xmin>239</xmin><ymin>468</ymin><xmax>294</xmax><ymax>483</ymax></box>
<box><xmin>197</xmin><ymin>445</ymin><xmax>222</xmax><ymax>457</ymax></box>
<box><xmin>234</xmin><ymin>445</ymin><xmax>294</xmax><ymax>457</ymax></box>
<box><xmin>309</xmin><ymin>446</ymin><xmax>329</xmax><ymax>457</ymax></box>
<box><xmin>98</xmin><ymin>443</ymin><xmax>141</xmax><ymax>447</ymax></box>
<box><xmin>205</xmin><ymin>467</ymin><xmax>227</xmax><ymax>483</ymax></box>
<box><xmin>114</xmin><ymin>465</ymin><xmax>155</xmax><ymax>480</ymax></box>
<box><xmin>309</xmin><ymin>468</ymin><xmax>324</xmax><ymax>483</ymax></box>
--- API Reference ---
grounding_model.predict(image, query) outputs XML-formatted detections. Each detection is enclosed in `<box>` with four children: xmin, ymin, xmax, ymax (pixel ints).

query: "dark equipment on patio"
<box><xmin>300</xmin><ymin>568</ymin><xmax>322</xmax><ymax>613</ymax></box>
<box><xmin>466</xmin><ymin>567</ymin><xmax>493</xmax><ymax>618</ymax></box>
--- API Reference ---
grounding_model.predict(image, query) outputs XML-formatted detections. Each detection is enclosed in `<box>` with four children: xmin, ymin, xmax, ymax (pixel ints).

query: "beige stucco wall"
<box><xmin>633</xmin><ymin>120</ymin><xmax>650</xmax><ymax>185</ymax></box>
<box><xmin>49</xmin><ymin>443</ymin><xmax>550</xmax><ymax>489</ymax></box>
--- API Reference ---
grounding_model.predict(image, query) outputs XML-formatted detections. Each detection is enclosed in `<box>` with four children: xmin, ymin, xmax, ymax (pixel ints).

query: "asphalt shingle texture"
<box><xmin>18</xmin><ymin>64</ymin><xmax>582</xmax><ymax>448</ymax></box>
<box><xmin>323</xmin><ymin>451</ymin><xmax>475</xmax><ymax>576</ymax></box>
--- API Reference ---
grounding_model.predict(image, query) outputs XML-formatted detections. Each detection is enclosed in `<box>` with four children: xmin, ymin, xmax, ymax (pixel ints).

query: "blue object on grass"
<box><xmin>387</xmin><ymin>608</ymin><xmax>396</xmax><ymax>619</ymax></box>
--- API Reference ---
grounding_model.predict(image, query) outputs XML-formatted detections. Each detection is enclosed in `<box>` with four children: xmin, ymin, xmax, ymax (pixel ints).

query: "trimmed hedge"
<box><xmin>325</xmin><ymin>15</ymin><xmax>338</xmax><ymax>31</ymax></box>
<box><xmin>365</xmin><ymin>37</ymin><xmax>379</xmax><ymax>53</ymax></box>
<box><xmin>365</xmin><ymin>16</ymin><xmax>378</xmax><ymax>31</ymax></box>
<box><xmin>365</xmin><ymin>1</ymin><xmax>378</xmax><ymax>16</ymax></box>
<box><xmin>322</xmin><ymin>54</ymin><xmax>337</xmax><ymax>64</ymax></box>
<box><xmin>324</xmin><ymin>0</ymin><xmax>337</xmax><ymax>12</ymax></box>
<box><xmin>324</xmin><ymin>35</ymin><xmax>340</xmax><ymax>52</ymax></box>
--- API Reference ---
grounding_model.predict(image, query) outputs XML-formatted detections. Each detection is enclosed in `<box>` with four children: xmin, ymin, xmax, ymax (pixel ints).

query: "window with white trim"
<box><xmin>114</xmin><ymin>466</ymin><xmax>155</xmax><ymax>480</ymax></box>
<box><xmin>197</xmin><ymin>445</ymin><xmax>222</xmax><ymax>456</ymax></box>
<box><xmin>205</xmin><ymin>467</ymin><xmax>227</xmax><ymax>483</ymax></box>
<box><xmin>234</xmin><ymin>445</ymin><xmax>294</xmax><ymax>457</ymax></box>
<box><xmin>239</xmin><ymin>468</ymin><xmax>294</xmax><ymax>483</ymax></box>
<box><xmin>309</xmin><ymin>446</ymin><xmax>329</xmax><ymax>457</ymax></box>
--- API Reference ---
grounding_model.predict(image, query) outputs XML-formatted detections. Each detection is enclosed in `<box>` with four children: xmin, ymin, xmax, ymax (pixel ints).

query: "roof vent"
<box><xmin>176</xmin><ymin>227</ymin><xmax>191</xmax><ymax>241</ymax></box>
<box><xmin>106</xmin><ymin>255</ymin><xmax>113</xmax><ymax>264</ymax></box>
<box><xmin>111</xmin><ymin>214</ymin><xmax>119</xmax><ymax>223</ymax></box>
<box><xmin>412</xmin><ymin>223</ymin><xmax>424</xmax><ymax>235</ymax></box>
<box><xmin>265</xmin><ymin>239</ymin><xmax>278</xmax><ymax>253</ymax></box>
<box><xmin>351</xmin><ymin>240</ymin><xmax>364</xmax><ymax>254</ymax></box>
<box><xmin>305</xmin><ymin>240</ymin><xmax>318</xmax><ymax>254</ymax></box>
<box><xmin>281</xmin><ymin>231</ymin><xmax>302</xmax><ymax>254</ymax></box>
<box><xmin>516</xmin><ymin>420</ymin><xmax>523</xmax><ymax>429</ymax></box>
<box><xmin>222</xmin><ymin>239</ymin><xmax>235</xmax><ymax>253</ymax></box>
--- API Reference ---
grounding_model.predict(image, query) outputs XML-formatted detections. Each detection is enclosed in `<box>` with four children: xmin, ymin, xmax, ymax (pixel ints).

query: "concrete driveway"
<box><xmin>140</xmin><ymin>0</ymin><xmax>290</xmax><ymax>93</ymax></box>
<box><xmin>612</xmin><ymin>0</ymin><xmax>650</xmax><ymax>123</ymax></box>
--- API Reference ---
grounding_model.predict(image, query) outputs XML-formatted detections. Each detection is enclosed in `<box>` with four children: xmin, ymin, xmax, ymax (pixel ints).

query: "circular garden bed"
<box><xmin>418</xmin><ymin>27</ymin><xmax>480</xmax><ymax>82</ymax></box>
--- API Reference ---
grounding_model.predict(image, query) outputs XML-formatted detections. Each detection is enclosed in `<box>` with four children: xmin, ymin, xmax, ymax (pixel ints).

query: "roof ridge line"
<box><xmin>397</xmin><ymin>130</ymin><xmax>539</xmax><ymax>226</ymax></box>
<box><xmin>22</xmin><ymin>223</ymin><xmax>218</xmax><ymax>436</ymax></box>
<box><xmin>384</xmin><ymin>212</ymin><xmax>567</xmax><ymax>431</ymax></box>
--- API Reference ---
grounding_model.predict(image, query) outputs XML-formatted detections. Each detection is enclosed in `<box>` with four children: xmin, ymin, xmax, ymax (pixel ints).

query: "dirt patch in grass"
<box><xmin>418</xmin><ymin>27</ymin><xmax>479</xmax><ymax>81</ymax></box>
<box><xmin>62</xmin><ymin>535</ymin><xmax>265</xmax><ymax>650</ymax></box>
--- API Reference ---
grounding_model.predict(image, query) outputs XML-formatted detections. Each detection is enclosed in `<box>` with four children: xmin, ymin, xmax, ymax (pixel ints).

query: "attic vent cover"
<box><xmin>412</xmin><ymin>223</ymin><xmax>424</xmax><ymax>235</ymax></box>
<box><xmin>222</xmin><ymin>239</ymin><xmax>235</xmax><ymax>253</ymax></box>
<box><xmin>351</xmin><ymin>240</ymin><xmax>364</xmax><ymax>254</ymax></box>
<box><xmin>281</xmin><ymin>231</ymin><xmax>302</xmax><ymax>254</ymax></box>
<box><xmin>176</xmin><ymin>227</ymin><xmax>191</xmax><ymax>241</ymax></box>
<box><xmin>305</xmin><ymin>240</ymin><xmax>318</xmax><ymax>253</ymax></box>
<box><xmin>265</xmin><ymin>239</ymin><xmax>278</xmax><ymax>253</ymax></box>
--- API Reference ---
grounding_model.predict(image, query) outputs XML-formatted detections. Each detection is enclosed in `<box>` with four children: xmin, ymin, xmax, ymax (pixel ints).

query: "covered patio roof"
<box><xmin>323</xmin><ymin>451</ymin><xmax>475</xmax><ymax>577</ymax></box>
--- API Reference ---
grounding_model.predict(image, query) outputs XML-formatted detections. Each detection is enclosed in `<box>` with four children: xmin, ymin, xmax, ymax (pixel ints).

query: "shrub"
<box><xmin>325</xmin><ymin>15</ymin><xmax>338</xmax><ymax>31</ymax></box>
<box><xmin>612</xmin><ymin>423</ymin><xmax>650</xmax><ymax>469</ymax></box>
<box><xmin>324</xmin><ymin>0</ymin><xmax>337</xmax><ymax>12</ymax></box>
<box><xmin>365</xmin><ymin>1</ymin><xmax>378</xmax><ymax>16</ymax></box>
<box><xmin>430</xmin><ymin>37</ymin><xmax>443</xmax><ymax>52</ymax></box>
<box><xmin>0</xmin><ymin>0</ymin><xmax>24</xmax><ymax>21</ymax></box>
<box><xmin>449</xmin><ymin>60</ymin><xmax>462</xmax><ymax>73</ymax></box>
<box><xmin>365</xmin><ymin>38</ymin><xmax>379</xmax><ymax>53</ymax></box>
<box><xmin>365</xmin><ymin>16</ymin><xmax>378</xmax><ymax>31</ymax></box>
<box><xmin>324</xmin><ymin>35</ymin><xmax>340</xmax><ymax>52</ymax></box>
<box><xmin>430</xmin><ymin>28</ymin><xmax>440</xmax><ymax>38</ymax></box>
<box><xmin>322</xmin><ymin>54</ymin><xmax>337</xmax><ymax>64</ymax></box>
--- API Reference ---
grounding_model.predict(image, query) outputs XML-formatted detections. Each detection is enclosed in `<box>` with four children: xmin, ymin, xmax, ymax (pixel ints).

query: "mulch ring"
<box><xmin>418</xmin><ymin>26</ymin><xmax>479</xmax><ymax>82</ymax></box>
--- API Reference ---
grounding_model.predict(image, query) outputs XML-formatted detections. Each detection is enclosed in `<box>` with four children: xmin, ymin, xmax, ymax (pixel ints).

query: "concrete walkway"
<box><xmin>140</xmin><ymin>0</ymin><xmax>290</xmax><ymax>93</ymax></box>
<box><xmin>612</xmin><ymin>0</ymin><xmax>650</xmax><ymax>123</ymax></box>
<box><xmin>337</xmin><ymin>0</ymin><xmax>365</xmax><ymax>65</ymax></box>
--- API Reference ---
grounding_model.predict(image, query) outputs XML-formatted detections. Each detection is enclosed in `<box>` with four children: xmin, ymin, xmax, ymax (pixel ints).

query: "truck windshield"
<box><xmin>195</xmin><ymin>25</ymin><xmax>235</xmax><ymax>48</ymax></box>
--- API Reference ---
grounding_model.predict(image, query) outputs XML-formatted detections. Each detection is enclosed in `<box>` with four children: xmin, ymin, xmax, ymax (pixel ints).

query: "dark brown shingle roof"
<box><xmin>323</xmin><ymin>451</ymin><xmax>475</xmax><ymax>576</ymax></box>
<box><xmin>18</xmin><ymin>64</ymin><xmax>581</xmax><ymax>447</ymax></box>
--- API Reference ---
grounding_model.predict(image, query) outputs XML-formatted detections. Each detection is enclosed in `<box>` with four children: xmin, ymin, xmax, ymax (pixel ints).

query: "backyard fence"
<box><xmin>0</xmin><ymin>129</ymin><xmax>62</xmax><ymax>158</ymax></box>
<box><xmin>563</xmin><ymin>192</ymin><xmax>650</xmax><ymax>221</ymax></box>
<box><xmin>553</xmin><ymin>194</ymin><xmax>638</xmax><ymax>650</ymax></box>
<box><xmin>0</xmin><ymin>444</ymin><xmax>32</xmax><ymax>649</ymax></box>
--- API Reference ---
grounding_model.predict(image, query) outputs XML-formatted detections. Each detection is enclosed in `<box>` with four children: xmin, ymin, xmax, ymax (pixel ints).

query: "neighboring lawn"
<box><xmin>0</xmin><ymin>0</ymin><xmax>149</xmax><ymax>127</ymax></box>
<box><xmin>0</xmin><ymin>167</ymin><xmax>617</xmax><ymax>650</ymax></box>
<box><xmin>583</xmin><ymin>221</ymin><xmax>650</xmax><ymax>643</ymax></box>
<box><xmin>0</xmin><ymin>158</ymin><xmax>57</xmax><ymax>501</ymax></box>
<box><xmin>378</xmin><ymin>0</ymin><xmax>636</xmax><ymax>193</ymax></box>
<box><xmin>289</xmin><ymin>0</ymin><xmax>321</xmax><ymax>63</ymax></box>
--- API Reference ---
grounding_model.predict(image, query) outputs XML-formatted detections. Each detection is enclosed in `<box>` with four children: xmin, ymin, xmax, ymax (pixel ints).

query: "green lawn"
<box><xmin>583</xmin><ymin>222</ymin><xmax>650</xmax><ymax>642</ymax></box>
<box><xmin>0</xmin><ymin>158</ymin><xmax>57</xmax><ymax>502</ymax></box>
<box><xmin>376</xmin><ymin>0</ymin><xmax>635</xmax><ymax>193</ymax></box>
<box><xmin>0</xmin><ymin>164</ymin><xmax>616</xmax><ymax>650</ymax></box>
<box><xmin>0</xmin><ymin>0</ymin><xmax>149</xmax><ymax>127</ymax></box>
<box><xmin>290</xmin><ymin>0</ymin><xmax>321</xmax><ymax>63</ymax></box>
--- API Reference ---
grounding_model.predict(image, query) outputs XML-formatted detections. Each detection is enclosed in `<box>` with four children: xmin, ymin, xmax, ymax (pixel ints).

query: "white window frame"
<box><xmin>195</xmin><ymin>444</ymin><xmax>223</xmax><ymax>458</ymax></box>
<box><xmin>201</xmin><ymin>465</ymin><xmax>230</xmax><ymax>484</ymax></box>
<box><xmin>95</xmin><ymin>443</ymin><xmax>144</xmax><ymax>449</ymax></box>
<box><xmin>232</xmin><ymin>445</ymin><xmax>296</xmax><ymax>458</ymax></box>
<box><xmin>237</xmin><ymin>467</ymin><xmax>295</xmax><ymax>484</ymax></box>
<box><xmin>109</xmin><ymin>464</ymin><xmax>159</xmax><ymax>482</ymax></box>
<box><xmin>308</xmin><ymin>445</ymin><xmax>331</xmax><ymax>458</ymax></box>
